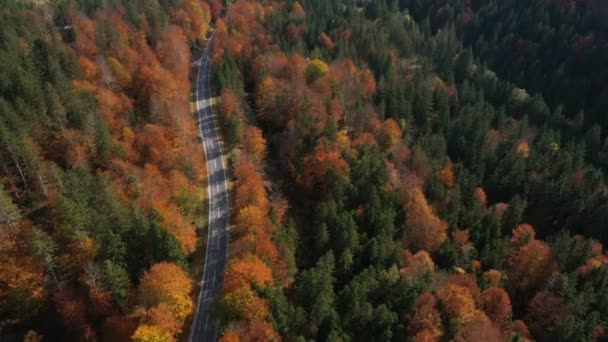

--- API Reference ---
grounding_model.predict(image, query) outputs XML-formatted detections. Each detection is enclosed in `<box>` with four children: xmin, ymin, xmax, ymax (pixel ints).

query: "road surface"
<box><xmin>189</xmin><ymin>36</ymin><xmax>230</xmax><ymax>342</ymax></box>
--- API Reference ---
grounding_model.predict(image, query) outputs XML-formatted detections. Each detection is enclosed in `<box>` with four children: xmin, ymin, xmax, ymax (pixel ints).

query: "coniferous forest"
<box><xmin>1</xmin><ymin>0</ymin><xmax>608</xmax><ymax>341</ymax></box>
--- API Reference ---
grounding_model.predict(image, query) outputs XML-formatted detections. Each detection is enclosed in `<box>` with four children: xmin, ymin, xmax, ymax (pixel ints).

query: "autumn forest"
<box><xmin>1</xmin><ymin>0</ymin><xmax>608</xmax><ymax>341</ymax></box>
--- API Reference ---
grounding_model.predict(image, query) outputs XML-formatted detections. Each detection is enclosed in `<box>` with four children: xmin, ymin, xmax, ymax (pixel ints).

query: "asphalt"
<box><xmin>189</xmin><ymin>36</ymin><xmax>230</xmax><ymax>342</ymax></box>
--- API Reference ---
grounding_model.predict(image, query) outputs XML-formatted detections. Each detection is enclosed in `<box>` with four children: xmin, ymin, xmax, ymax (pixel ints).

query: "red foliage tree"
<box><xmin>102</xmin><ymin>315</ymin><xmax>138</xmax><ymax>342</ymax></box>
<box><xmin>54</xmin><ymin>287</ymin><xmax>95</xmax><ymax>340</ymax></box>
<box><xmin>526</xmin><ymin>290</ymin><xmax>569</xmax><ymax>337</ymax></box>
<box><xmin>481</xmin><ymin>287</ymin><xmax>512</xmax><ymax>331</ymax></box>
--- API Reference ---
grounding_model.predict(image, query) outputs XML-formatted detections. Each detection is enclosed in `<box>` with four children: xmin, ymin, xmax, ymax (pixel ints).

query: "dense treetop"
<box><xmin>211</xmin><ymin>0</ymin><xmax>608</xmax><ymax>341</ymax></box>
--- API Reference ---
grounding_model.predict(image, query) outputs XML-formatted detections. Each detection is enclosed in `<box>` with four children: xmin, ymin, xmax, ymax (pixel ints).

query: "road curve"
<box><xmin>189</xmin><ymin>36</ymin><xmax>230</xmax><ymax>342</ymax></box>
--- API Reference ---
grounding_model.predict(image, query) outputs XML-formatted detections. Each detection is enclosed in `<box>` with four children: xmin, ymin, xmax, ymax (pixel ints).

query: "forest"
<box><xmin>1</xmin><ymin>0</ymin><xmax>608</xmax><ymax>341</ymax></box>
<box><xmin>0</xmin><ymin>0</ymin><xmax>211</xmax><ymax>340</ymax></box>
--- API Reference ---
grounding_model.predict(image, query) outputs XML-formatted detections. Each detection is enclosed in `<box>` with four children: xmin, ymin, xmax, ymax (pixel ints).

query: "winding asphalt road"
<box><xmin>189</xmin><ymin>36</ymin><xmax>230</xmax><ymax>342</ymax></box>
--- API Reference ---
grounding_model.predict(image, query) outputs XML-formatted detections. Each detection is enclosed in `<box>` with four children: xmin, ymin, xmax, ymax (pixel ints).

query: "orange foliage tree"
<box><xmin>233</xmin><ymin>162</ymin><xmax>269</xmax><ymax>213</ymax></box>
<box><xmin>301</xmin><ymin>141</ymin><xmax>349</xmax><ymax>193</ymax></box>
<box><xmin>404</xmin><ymin>187</ymin><xmax>448</xmax><ymax>253</ymax></box>
<box><xmin>156</xmin><ymin>26</ymin><xmax>192</xmax><ymax>85</ymax></box>
<box><xmin>219</xmin><ymin>89</ymin><xmax>244</xmax><ymax>124</ymax></box>
<box><xmin>507</xmin><ymin>236</ymin><xmax>556</xmax><ymax>292</ymax></box>
<box><xmin>445</xmin><ymin>274</ymin><xmax>482</xmax><ymax>305</ymax></box>
<box><xmin>223</xmin><ymin>254</ymin><xmax>274</xmax><ymax>294</ymax></box>
<box><xmin>409</xmin><ymin>292</ymin><xmax>443</xmax><ymax>341</ymax></box>
<box><xmin>242</xmin><ymin>126</ymin><xmax>267</xmax><ymax>162</ymax></box>
<box><xmin>436</xmin><ymin>284</ymin><xmax>477</xmax><ymax>324</ymax></box>
<box><xmin>376</xmin><ymin>118</ymin><xmax>402</xmax><ymax>150</ymax></box>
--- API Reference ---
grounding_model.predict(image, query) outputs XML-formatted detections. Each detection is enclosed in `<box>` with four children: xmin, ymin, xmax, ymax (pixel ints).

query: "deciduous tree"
<box><xmin>409</xmin><ymin>292</ymin><xmax>443</xmax><ymax>340</ymax></box>
<box><xmin>242</xmin><ymin>126</ymin><xmax>267</xmax><ymax>162</ymax></box>
<box><xmin>404</xmin><ymin>187</ymin><xmax>448</xmax><ymax>253</ymax></box>
<box><xmin>132</xmin><ymin>324</ymin><xmax>172</xmax><ymax>342</ymax></box>
<box><xmin>223</xmin><ymin>254</ymin><xmax>274</xmax><ymax>294</ymax></box>
<box><xmin>437</xmin><ymin>284</ymin><xmax>477</xmax><ymax>324</ymax></box>
<box><xmin>137</xmin><ymin>262</ymin><xmax>192</xmax><ymax>333</ymax></box>
<box><xmin>481</xmin><ymin>287</ymin><xmax>512</xmax><ymax>331</ymax></box>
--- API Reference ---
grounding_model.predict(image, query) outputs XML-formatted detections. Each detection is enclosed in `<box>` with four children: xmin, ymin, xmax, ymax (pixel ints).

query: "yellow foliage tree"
<box><xmin>132</xmin><ymin>324</ymin><xmax>173</xmax><ymax>342</ymax></box>
<box><xmin>401</xmin><ymin>250</ymin><xmax>435</xmax><ymax>280</ymax></box>
<box><xmin>137</xmin><ymin>262</ymin><xmax>193</xmax><ymax>335</ymax></box>
<box><xmin>306</xmin><ymin>59</ymin><xmax>329</xmax><ymax>83</ymax></box>
<box><xmin>217</xmin><ymin>286</ymin><xmax>270</xmax><ymax>322</ymax></box>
